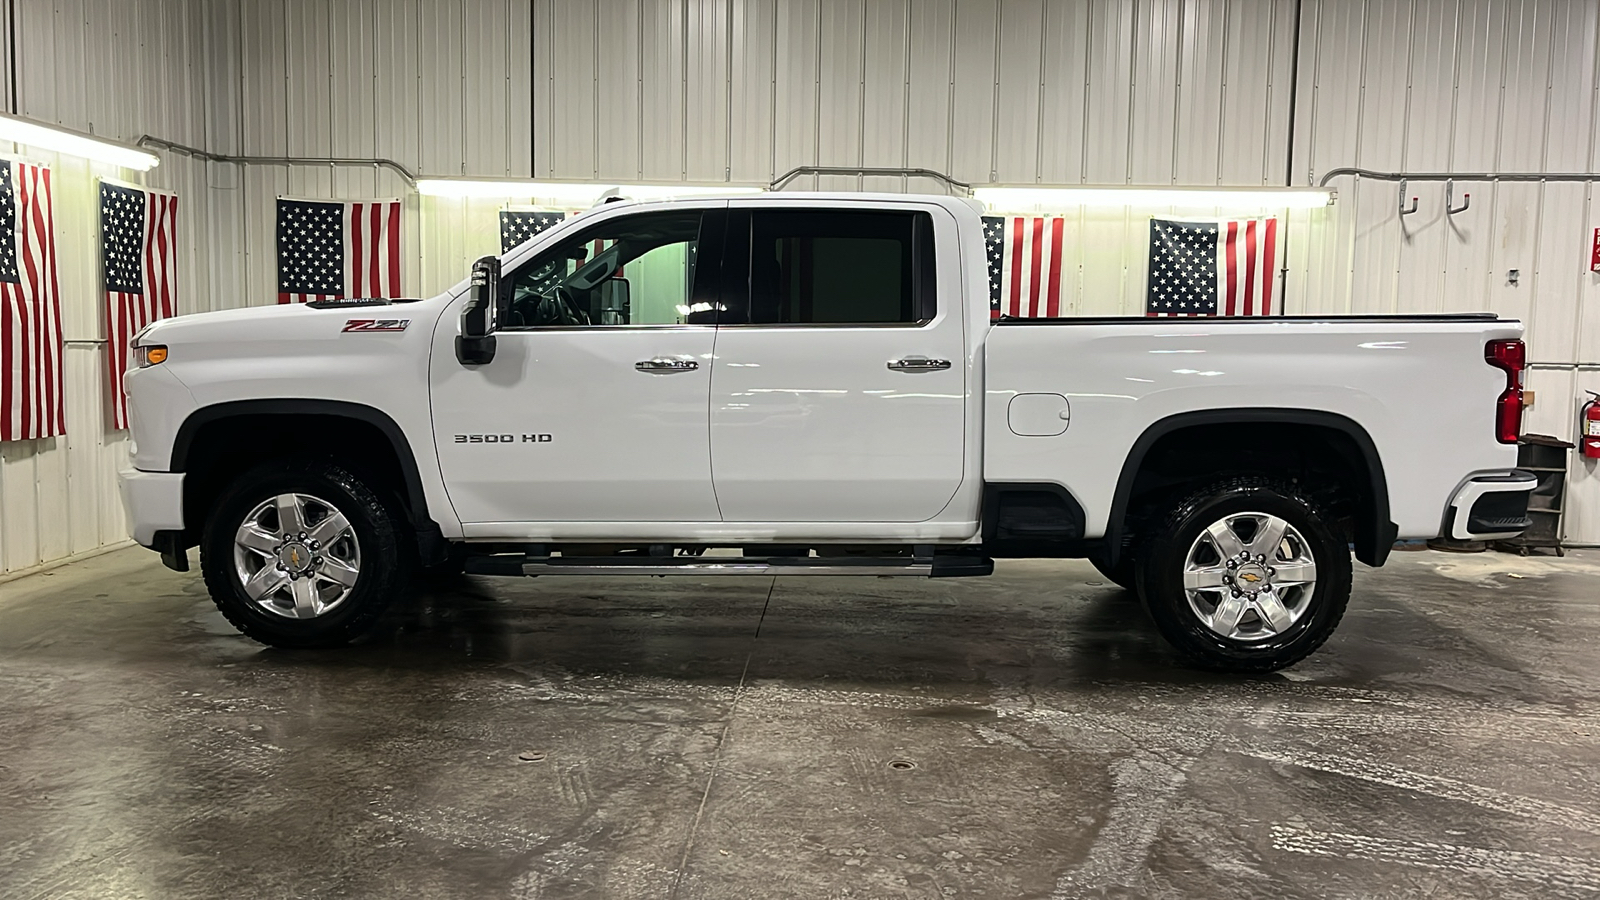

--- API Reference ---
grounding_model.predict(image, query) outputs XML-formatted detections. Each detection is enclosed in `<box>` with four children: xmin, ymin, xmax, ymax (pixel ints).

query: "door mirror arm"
<box><xmin>457</xmin><ymin>255</ymin><xmax>503</xmax><ymax>365</ymax></box>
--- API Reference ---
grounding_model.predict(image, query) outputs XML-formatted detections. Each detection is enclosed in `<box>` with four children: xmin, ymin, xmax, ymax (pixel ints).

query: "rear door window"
<box><xmin>732</xmin><ymin>210</ymin><xmax>934</xmax><ymax>325</ymax></box>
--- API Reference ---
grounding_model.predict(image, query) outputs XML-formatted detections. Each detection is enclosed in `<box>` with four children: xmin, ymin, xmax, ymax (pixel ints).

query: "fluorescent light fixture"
<box><xmin>415</xmin><ymin>177</ymin><xmax>763</xmax><ymax>202</ymax></box>
<box><xmin>0</xmin><ymin>112</ymin><xmax>160</xmax><ymax>171</ymax></box>
<box><xmin>974</xmin><ymin>185</ymin><xmax>1334</xmax><ymax>211</ymax></box>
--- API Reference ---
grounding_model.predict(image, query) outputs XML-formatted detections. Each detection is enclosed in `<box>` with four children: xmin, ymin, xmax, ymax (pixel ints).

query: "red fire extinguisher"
<box><xmin>1583</xmin><ymin>392</ymin><xmax>1600</xmax><ymax>460</ymax></box>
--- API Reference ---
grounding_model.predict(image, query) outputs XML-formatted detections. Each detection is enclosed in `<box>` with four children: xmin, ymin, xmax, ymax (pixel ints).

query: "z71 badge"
<box><xmin>343</xmin><ymin>318</ymin><xmax>410</xmax><ymax>333</ymax></box>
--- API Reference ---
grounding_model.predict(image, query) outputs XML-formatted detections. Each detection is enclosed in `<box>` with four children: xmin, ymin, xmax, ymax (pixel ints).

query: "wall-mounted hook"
<box><xmin>1399</xmin><ymin>179</ymin><xmax>1419</xmax><ymax>215</ymax></box>
<box><xmin>1446</xmin><ymin>179</ymin><xmax>1471</xmax><ymax>215</ymax></box>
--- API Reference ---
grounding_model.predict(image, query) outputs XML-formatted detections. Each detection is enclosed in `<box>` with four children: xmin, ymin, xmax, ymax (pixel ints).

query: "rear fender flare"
<box><xmin>1105</xmin><ymin>408</ymin><xmax>1394</xmax><ymax>568</ymax></box>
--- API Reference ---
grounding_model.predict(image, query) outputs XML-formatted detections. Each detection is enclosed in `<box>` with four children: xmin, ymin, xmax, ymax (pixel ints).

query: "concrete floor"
<box><xmin>2</xmin><ymin>548</ymin><xmax>1600</xmax><ymax>899</ymax></box>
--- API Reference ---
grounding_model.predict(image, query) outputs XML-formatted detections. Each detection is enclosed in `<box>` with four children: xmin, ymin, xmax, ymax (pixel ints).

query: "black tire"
<box><xmin>201</xmin><ymin>459</ymin><xmax>409</xmax><ymax>648</ymax></box>
<box><xmin>1089</xmin><ymin>553</ymin><xmax>1138</xmax><ymax>592</ymax></box>
<box><xmin>1134</xmin><ymin>478</ymin><xmax>1351</xmax><ymax>673</ymax></box>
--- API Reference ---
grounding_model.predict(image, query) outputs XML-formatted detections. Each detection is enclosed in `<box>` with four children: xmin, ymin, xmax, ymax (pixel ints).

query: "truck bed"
<box><xmin>982</xmin><ymin>314</ymin><xmax>1524</xmax><ymax>544</ymax></box>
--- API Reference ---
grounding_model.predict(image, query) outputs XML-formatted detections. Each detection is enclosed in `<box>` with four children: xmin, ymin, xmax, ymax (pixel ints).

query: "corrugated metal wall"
<box><xmin>1289</xmin><ymin>0</ymin><xmax>1600</xmax><ymax>543</ymax></box>
<box><xmin>0</xmin><ymin>0</ymin><xmax>217</xmax><ymax>575</ymax></box>
<box><xmin>5</xmin><ymin>0</ymin><xmax>1600</xmax><ymax>575</ymax></box>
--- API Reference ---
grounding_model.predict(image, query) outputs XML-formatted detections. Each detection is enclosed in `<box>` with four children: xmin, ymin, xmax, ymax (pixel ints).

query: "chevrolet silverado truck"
<box><xmin>119</xmin><ymin>193</ymin><xmax>1536</xmax><ymax>672</ymax></box>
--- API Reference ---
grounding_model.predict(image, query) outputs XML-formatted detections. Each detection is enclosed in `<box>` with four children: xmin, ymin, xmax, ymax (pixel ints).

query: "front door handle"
<box><xmin>635</xmin><ymin>357</ymin><xmax>700</xmax><ymax>373</ymax></box>
<box><xmin>887</xmin><ymin>357</ymin><xmax>952</xmax><ymax>372</ymax></box>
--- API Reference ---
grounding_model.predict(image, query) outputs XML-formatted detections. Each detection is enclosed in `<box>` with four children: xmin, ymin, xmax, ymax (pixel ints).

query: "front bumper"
<box><xmin>1444</xmin><ymin>470</ymin><xmax>1537</xmax><ymax>540</ymax></box>
<box><xmin>119</xmin><ymin>468</ymin><xmax>185</xmax><ymax>547</ymax></box>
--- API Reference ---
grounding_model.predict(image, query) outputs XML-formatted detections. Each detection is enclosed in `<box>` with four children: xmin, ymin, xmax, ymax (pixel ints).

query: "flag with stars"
<box><xmin>1146</xmin><ymin>217</ymin><xmax>1278</xmax><ymax>316</ymax></box>
<box><xmin>101</xmin><ymin>180</ymin><xmax>177</xmax><ymax>430</ymax></box>
<box><xmin>982</xmin><ymin>216</ymin><xmax>1004</xmax><ymax>320</ymax></box>
<box><xmin>989</xmin><ymin>215</ymin><xmax>1068</xmax><ymax>318</ymax></box>
<box><xmin>499</xmin><ymin>209</ymin><xmax>568</xmax><ymax>253</ymax></box>
<box><xmin>1</xmin><ymin>160</ymin><xmax>64</xmax><ymax>442</ymax></box>
<box><xmin>276</xmin><ymin>197</ymin><xmax>402</xmax><ymax>304</ymax></box>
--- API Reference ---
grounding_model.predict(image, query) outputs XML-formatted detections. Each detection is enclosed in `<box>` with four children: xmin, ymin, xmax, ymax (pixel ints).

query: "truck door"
<box><xmin>430</xmin><ymin>206</ymin><xmax>724</xmax><ymax>526</ymax></box>
<box><xmin>708</xmin><ymin>205</ymin><xmax>966</xmax><ymax>522</ymax></box>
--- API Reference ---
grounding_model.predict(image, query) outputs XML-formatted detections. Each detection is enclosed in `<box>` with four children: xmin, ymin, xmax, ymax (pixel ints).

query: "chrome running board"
<box><xmin>463</xmin><ymin>555</ymin><xmax>993</xmax><ymax>578</ymax></box>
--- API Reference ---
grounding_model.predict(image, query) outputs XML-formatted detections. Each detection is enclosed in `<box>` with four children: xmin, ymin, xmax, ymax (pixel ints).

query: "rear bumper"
<box><xmin>119</xmin><ymin>469</ymin><xmax>185</xmax><ymax>547</ymax></box>
<box><xmin>1444</xmin><ymin>470</ymin><xmax>1537</xmax><ymax>540</ymax></box>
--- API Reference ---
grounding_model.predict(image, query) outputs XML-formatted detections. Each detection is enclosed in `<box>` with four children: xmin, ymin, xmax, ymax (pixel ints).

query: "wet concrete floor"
<box><xmin>2</xmin><ymin>545</ymin><xmax>1599</xmax><ymax>898</ymax></box>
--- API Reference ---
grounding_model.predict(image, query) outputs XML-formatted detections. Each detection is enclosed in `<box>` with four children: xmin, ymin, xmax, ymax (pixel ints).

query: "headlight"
<box><xmin>132</xmin><ymin>344</ymin><xmax>168</xmax><ymax>367</ymax></box>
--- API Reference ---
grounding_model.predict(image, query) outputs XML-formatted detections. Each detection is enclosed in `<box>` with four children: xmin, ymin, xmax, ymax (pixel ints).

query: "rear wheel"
<box><xmin>1135</xmin><ymin>478</ymin><xmax>1351</xmax><ymax>672</ymax></box>
<box><xmin>201</xmin><ymin>459</ymin><xmax>408</xmax><ymax>648</ymax></box>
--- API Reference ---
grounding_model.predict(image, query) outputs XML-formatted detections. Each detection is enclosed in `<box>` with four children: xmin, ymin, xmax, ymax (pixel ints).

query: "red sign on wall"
<box><xmin>1592</xmin><ymin>228</ymin><xmax>1600</xmax><ymax>272</ymax></box>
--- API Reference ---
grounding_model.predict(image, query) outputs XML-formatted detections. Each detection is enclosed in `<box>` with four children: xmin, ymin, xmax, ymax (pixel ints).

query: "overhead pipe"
<box><xmin>769</xmin><ymin>165</ymin><xmax>972</xmax><ymax>195</ymax></box>
<box><xmin>1319</xmin><ymin>167</ymin><xmax>1600</xmax><ymax>188</ymax></box>
<box><xmin>136</xmin><ymin>135</ymin><xmax>418</xmax><ymax>185</ymax></box>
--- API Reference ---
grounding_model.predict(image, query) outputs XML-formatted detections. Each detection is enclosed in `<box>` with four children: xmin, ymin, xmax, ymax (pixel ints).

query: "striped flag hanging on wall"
<box><xmin>0</xmin><ymin>159</ymin><xmax>63</xmax><ymax>442</ymax></box>
<box><xmin>499</xmin><ymin>209</ymin><xmax>567</xmax><ymax>253</ymax></box>
<box><xmin>276</xmin><ymin>197</ymin><xmax>401</xmax><ymax>304</ymax></box>
<box><xmin>984</xmin><ymin>214</ymin><xmax>1068</xmax><ymax>319</ymax></box>
<box><xmin>1146</xmin><ymin>217</ymin><xmax>1278</xmax><ymax>316</ymax></box>
<box><xmin>101</xmin><ymin>180</ymin><xmax>177</xmax><ymax>430</ymax></box>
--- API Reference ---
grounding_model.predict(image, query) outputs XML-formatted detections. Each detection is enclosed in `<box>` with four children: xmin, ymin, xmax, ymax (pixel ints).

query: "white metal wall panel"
<box><xmin>947</xmin><ymin>0</ymin><xmax>997</xmax><ymax>185</ymax></box>
<box><xmin>419</xmin><ymin>3</ymin><xmax>466</xmax><ymax>177</ymax></box>
<box><xmin>687</xmin><ymin>0</ymin><xmax>730</xmax><ymax>181</ymax></box>
<box><xmin>1545</xmin><ymin>1</ymin><xmax>1599</xmax><ymax>173</ymax></box>
<box><xmin>204</xmin><ymin>0</ymin><xmax>243</xmax><ymax>155</ymax></box>
<box><xmin>376</xmin><ymin>0</ymin><xmax>423</xmax><ymax>173</ymax></box>
<box><xmin>1083</xmin><ymin>0</ymin><xmax>1136</xmax><ymax>183</ymax></box>
<box><xmin>547</xmin><ymin>1</ymin><xmax>597</xmax><ymax>180</ymax></box>
<box><xmin>991</xmin><ymin>0</ymin><xmax>1042</xmax><ymax>185</ymax></box>
<box><xmin>1128</xmin><ymin>0</ymin><xmax>1180</xmax><ymax>184</ymax></box>
<box><xmin>728</xmin><ymin>0</ymin><xmax>776</xmax><ymax>182</ymax></box>
<box><xmin>771</xmin><ymin>0</ymin><xmax>819</xmax><ymax>187</ymax></box>
<box><xmin>1036</xmin><ymin>1</ymin><xmax>1089</xmax><ymax>184</ymax></box>
<box><xmin>506</xmin><ymin>0</ymin><xmax>532</xmax><ymax>178</ymax></box>
<box><xmin>1174</xmin><ymin>0</ymin><xmax>1226</xmax><ymax>185</ymax></box>
<box><xmin>639</xmin><ymin>0</ymin><xmax>688</xmax><ymax>181</ymax></box>
<box><xmin>595</xmin><ymin>0</ymin><xmax>642</xmax><ymax>181</ymax></box>
<box><xmin>903</xmin><ymin>0</ymin><xmax>953</xmax><ymax>180</ymax></box>
<box><xmin>815</xmin><ymin>0</ymin><xmax>863</xmax><ymax>191</ymax></box>
<box><xmin>1450</xmin><ymin>0</ymin><xmax>1506</xmax><ymax>172</ymax></box>
<box><xmin>464</xmin><ymin>0</ymin><xmax>512</xmax><ymax>176</ymax></box>
<box><xmin>330</xmin><ymin>0</ymin><xmax>376</xmax><ymax>166</ymax></box>
<box><xmin>858</xmin><ymin>0</ymin><xmax>907</xmax><ymax>192</ymax></box>
<box><xmin>240</xmin><ymin>0</ymin><xmax>288</xmax><ymax>157</ymax></box>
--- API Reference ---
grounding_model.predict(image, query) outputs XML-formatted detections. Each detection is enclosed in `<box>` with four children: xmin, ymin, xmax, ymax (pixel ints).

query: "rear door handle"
<box><xmin>887</xmin><ymin>357</ymin><xmax>952</xmax><ymax>372</ymax></box>
<box><xmin>635</xmin><ymin>358</ymin><xmax>700</xmax><ymax>373</ymax></box>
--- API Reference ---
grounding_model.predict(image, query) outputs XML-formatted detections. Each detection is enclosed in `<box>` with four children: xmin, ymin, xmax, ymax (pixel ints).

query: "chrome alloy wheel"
<box><xmin>232</xmin><ymin>492</ymin><xmax>361</xmax><ymax>620</ymax></box>
<box><xmin>1181</xmin><ymin>512</ymin><xmax>1318</xmax><ymax>642</ymax></box>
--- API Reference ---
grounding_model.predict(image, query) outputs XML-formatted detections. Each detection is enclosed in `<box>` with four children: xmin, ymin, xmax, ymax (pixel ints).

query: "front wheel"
<box><xmin>201</xmin><ymin>459</ymin><xmax>409</xmax><ymax>648</ymax></box>
<box><xmin>1135</xmin><ymin>479</ymin><xmax>1352</xmax><ymax>672</ymax></box>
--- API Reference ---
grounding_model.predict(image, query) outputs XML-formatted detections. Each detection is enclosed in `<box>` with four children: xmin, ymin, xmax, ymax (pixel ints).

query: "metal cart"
<box><xmin>1493</xmin><ymin>433</ymin><xmax>1573</xmax><ymax>556</ymax></box>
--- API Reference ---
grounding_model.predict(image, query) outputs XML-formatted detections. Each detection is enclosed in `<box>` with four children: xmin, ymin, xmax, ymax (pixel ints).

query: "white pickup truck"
<box><xmin>120</xmin><ymin>193</ymin><xmax>1535</xmax><ymax>672</ymax></box>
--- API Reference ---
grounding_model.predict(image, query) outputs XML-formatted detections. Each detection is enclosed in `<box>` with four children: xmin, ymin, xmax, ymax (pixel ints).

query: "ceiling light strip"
<box><xmin>0</xmin><ymin>112</ymin><xmax>160</xmax><ymax>171</ymax></box>
<box><xmin>975</xmin><ymin>185</ymin><xmax>1335</xmax><ymax>210</ymax></box>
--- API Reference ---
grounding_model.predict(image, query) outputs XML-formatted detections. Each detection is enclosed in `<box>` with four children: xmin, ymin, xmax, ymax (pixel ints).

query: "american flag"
<box><xmin>277</xmin><ymin>198</ymin><xmax>401</xmax><ymax>304</ymax></box>
<box><xmin>1147</xmin><ymin>217</ymin><xmax>1278</xmax><ymax>316</ymax></box>
<box><xmin>0</xmin><ymin>160</ymin><xmax>64</xmax><ymax>442</ymax></box>
<box><xmin>499</xmin><ymin>209</ymin><xmax>567</xmax><ymax>253</ymax></box>
<box><xmin>102</xmin><ymin>181</ymin><xmax>177</xmax><ymax>430</ymax></box>
<box><xmin>986</xmin><ymin>215</ymin><xmax>1068</xmax><ymax>319</ymax></box>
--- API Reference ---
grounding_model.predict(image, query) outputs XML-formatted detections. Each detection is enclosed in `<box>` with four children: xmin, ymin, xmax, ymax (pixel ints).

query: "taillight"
<box><xmin>1485</xmin><ymin>339</ymin><xmax>1525</xmax><ymax>444</ymax></box>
